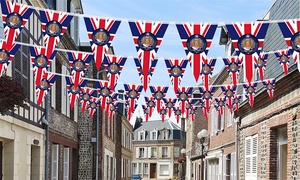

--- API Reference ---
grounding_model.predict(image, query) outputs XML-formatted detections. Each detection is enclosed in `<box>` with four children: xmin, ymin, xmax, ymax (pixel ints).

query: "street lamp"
<box><xmin>180</xmin><ymin>148</ymin><xmax>186</xmax><ymax>180</ymax></box>
<box><xmin>197</xmin><ymin>129</ymin><xmax>208</xmax><ymax>180</ymax></box>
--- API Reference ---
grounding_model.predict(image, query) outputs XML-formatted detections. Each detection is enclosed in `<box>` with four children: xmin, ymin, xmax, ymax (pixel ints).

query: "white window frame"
<box><xmin>245</xmin><ymin>134</ymin><xmax>258</xmax><ymax>180</ymax></box>
<box><xmin>133</xmin><ymin>163</ymin><xmax>138</xmax><ymax>174</ymax></box>
<box><xmin>227</xmin><ymin>108</ymin><xmax>233</xmax><ymax>127</ymax></box>
<box><xmin>151</xmin><ymin>147</ymin><xmax>157</xmax><ymax>158</ymax></box>
<box><xmin>63</xmin><ymin>147</ymin><xmax>70</xmax><ymax>180</ymax></box>
<box><xmin>138</xmin><ymin>131</ymin><xmax>145</xmax><ymax>140</ymax></box>
<box><xmin>159</xmin><ymin>164</ymin><xmax>169</xmax><ymax>176</ymax></box>
<box><xmin>150</xmin><ymin>130</ymin><xmax>157</xmax><ymax>140</ymax></box>
<box><xmin>139</xmin><ymin>147</ymin><xmax>145</xmax><ymax>158</ymax></box>
<box><xmin>51</xmin><ymin>144</ymin><xmax>59</xmax><ymax>180</ymax></box>
<box><xmin>162</xmin><ymin>147</ymin><xmax>168</xmax><ymax>158</ymax></box>
<box><xmin>144</xmin><ymin>163</ymin><xmax>149</xmax><ymax>174</ymax></box>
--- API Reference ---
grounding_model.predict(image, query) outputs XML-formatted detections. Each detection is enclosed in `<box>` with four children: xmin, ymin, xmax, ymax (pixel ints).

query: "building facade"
<box><xmin>132</xmin><ymin>118</ymin><xmax>184</xmax><ymax>180</ymax></box>
<box><xmin>121</xmin><ymin>113</ymin><xmax>133</xmax><ymax>180</ymax></box>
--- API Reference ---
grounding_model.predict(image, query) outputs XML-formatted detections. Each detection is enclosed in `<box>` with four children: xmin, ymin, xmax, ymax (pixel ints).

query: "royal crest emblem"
<box><xmin>73</xmin><ymin>60</ymin><xmax>84</xmax><ymax>72</ymax></box>
<box><xmin>138</xmin><ymin>32</ymin><xmax>157</xmax><ymax>51</ymax></box>
<box><xmin>92</xmin><ymin>28</ymin><xmax>110</xmax><ymax>46</ymax></box>
<box><xmin>38</xmin><ymin>79</ymin><xmax>49</xmax><ymax>90</ymax></box>
<box><xmin>187</xmin><ymin>34</ymin><xmax>207</xmax><ymax>54</ymax></box>
<box><xmin>238</xmin><ymin>34</ymin><xmax>258</xmax><ymax>54</ymax></box>
<box><xmin>108</xmin><ymin>63</ymin><xmax>119</xmax><ymax>74</ymax></box>
<box><xmin>6</xmin><ymin>13</ymin><xmax>22</xmax><ymax>29</ymax></box>
<box><xmin>0</xmin><ymin>50</ymin><xmax>9</xmax><ymax>64</ymax></box>
<box><xmin>45</xmin><ymin>21</ymin><xmax>62</xmax><ymax>37</ymax></box>
<box><xmin>34</xmin><ymin>55</ymin><xmax>48</xmax><ymax>68</ymax></box>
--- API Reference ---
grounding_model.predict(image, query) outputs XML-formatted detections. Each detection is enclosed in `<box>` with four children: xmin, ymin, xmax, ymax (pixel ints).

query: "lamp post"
<box><xmin>180</xmin><ymin>148</ymin><xmax>186</xmax><ymax>180</ymax></box>
<box><xmin>197</xmin><ymin>129</ymin><xmax>208</xmax><ymax>180</ymax></box>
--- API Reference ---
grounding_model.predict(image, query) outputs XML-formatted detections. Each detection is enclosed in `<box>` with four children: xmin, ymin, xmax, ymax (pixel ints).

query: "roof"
<box><xmin>134</xmin><ymin>119</ymin><xmax>181</xmax><ymax>132</ymax></box>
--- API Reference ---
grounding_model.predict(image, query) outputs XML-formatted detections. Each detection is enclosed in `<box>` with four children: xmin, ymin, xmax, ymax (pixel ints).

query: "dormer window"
<box><xmin>138</xmin><ymin>131</ymin><xmax>145</xmax><ymax>140</ymax></box>
<box><xmin>150</xmin><ymin>130</ymin><xmax>157</xmax><ymax>140</ymax></box>
<box><xmin>161</xmin><ymin>130</ymin><xmax>169</xmax><ymax>140</ymax></box>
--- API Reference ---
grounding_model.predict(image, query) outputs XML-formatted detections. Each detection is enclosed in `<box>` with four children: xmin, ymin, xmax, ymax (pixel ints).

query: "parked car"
<box><xmin>131</xmin><ymin>174</ymin><xmax>142</xmax><ymax>180</ymax></box>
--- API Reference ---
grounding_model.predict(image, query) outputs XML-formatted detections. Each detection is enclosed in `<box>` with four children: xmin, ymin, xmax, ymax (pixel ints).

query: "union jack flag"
<box><xmin>29</xmin><ymin>46</ymin><xmax>57</xmax><ymax>87</ymax></box>
<box><xmin>222</xmin><ymin>56</ymin><xmax>242</xmax><ymax>86</ymax></box>
<box><xmin>149</xmin><ymin>85</ymin><xmax>169</xmax><ymax>114</ymax></box>
<box><xmin>80</xmin><ymin>87</ymin><xmax>96</xmax><ymax>113</ymax></box>
<box><xmin>84</xmin><ymin>17</ymin><xmax>121</xmax><ymax>70</ymax></box>
<box><xmin>214</xmin><ymin>97</ymin><xmax>226</xmax><ymax>117</ymax></box>
<box><xmin>164</xmin><ymin>58</ymin><xmax>188</xmax><ymax>93</ymax></box>
<box><xmin>0</xmin><ymin>40</ymin><xmax>20</xmax><ymax>77</ymax></box>
<box><xmin>144</xmin><ymin>96</ymin><xmax>156</xmax><ymax>118</ymax></box>
<box><xmin>189</xmin><ymin>105</ymin><xmax>198</xmax><ymax>121</ymax></box>
<box><xmin>65</xmin><ymin>77</ymin><xmax>88</xmax><ymax>109</ymax></box>
<box><xmin>124</xmin><ymin>83</ymin><xmax>143</xmax><ymax>120</ymax></box>
<box><xmin>1</xmin><ymin>0</ymin><xmax>33</xmax><ymax>49</ymax></box>
<box><xmin>124</xmin><ymin>96</ymin><xmax>138</xmax><ymax>121</ymax></box>
<box><xmin>254</xmin><ymin>52</ymin><xmax>268</xmax><ymax>80</ymax></box>
<box><xmin>232</xmin><ymin>95</ymin><xmax>242</xmax><ymax>112</ymax></box>
<box><xmin>274</xmin><ymin>49</ymin><xmax>291</xmax><ymax>76</ymax></box>
<box><xmin>176</xmin><ymin>22</ymin><xmax>217</xmax><ymax>82</ymax></box>
<box><xmin>108</xmin><ymin>101</ymin><xmax>119</xmax><ymax>121</ymax></box>
<box><xmin>197</xmin><ymin>98</ymin><xmax>208</xmax><ymax>120</ymax></box>
<box><xmin>226</xmin><ymin>22</ymin><xmax>269</xmax><ymax>83</ymax></box>
<box><xmin>103</xmin><ymin>55</ymin><xmax>127</xmax><ymax>91</ymax></box>
<box><xmin>185</xmin><ymin>99</ymin><xmax>197</xmax><ymax>119</ymax></box>
<box><xmin>198</xmin><ymin>86</ymin><xmax>215</xmax><ymax>113</ymax></box>
<box><xmin>96</xmin><ymin>80</ymin><xmax>113</xmax><ymax>111</ymax></box>
<box><xmin>173</xmin><ymin>106</ymin><xmax>182</xmax><ymax>123</ymax></box>
<box><xmin>35</xmin><ymin>72</ymin><xmax>58</xmax><ymax>106</ymax></box>
<box><xmin>221</xmin><ymin>85</ymin><xmax>237</xmax><ymax>114</ymax></box>
<box><xmin>104</xmin><ymin>92</ymin><xmax>118</xmax><ymax>116</ymax></box>
<box><xmin>159</xmin><ymin>105</ymin><xmax>167</xmax><ymax>122</ymax></box>
<box><xmin>87</xmin><ymin>96</ymin><xmax>100</xmax><ymax>118</ymax></box>
<box><xmin>175</xmin><ymin>86</ymin><xmax>193</xmax><ymax>115</ymax></box>
<box><xmin>201</xmin><ymin>58</ymin><xmax>217</xmax><ymax>90</ymax></box>
<box><xmin>129</xmin><ymin>20</ymin><xmax>168</xmax><ymax>88</ymax></box>
<box><xmin>262</xmin><ymin>78</ymin><xmax>276</xmax><ymax>100</ymax></box>
<box><xmin>40</xmin><ymin>9</ymin><xmax>73</xmax><ymax>58</ymax></box>
<box><xmin>67</xmin><ymin>51</ymin><xmax>93</xmax><ymax>89</ymax></box>
<box><xmin>163</xmin><ymin>98</ymin><xmax>177</xmax><ymax>118</ymax></box>
<box><xmin>242</xmin><ymin>82</ymin><xmax>257</xmax><ymax>108</ymax></box>
<box><xmin>278</xmin><ymin>19</ymin><xmax>300</xmax><ymax>73</ymax></box>
<box><xmin>142</xmin><ymin>104</ymin><xmax>150</xmax><ymax>122</ymax></box>
<box><xmin>134</xmin><ymin>58</ymin><xmax>158</xmax><ymax>91</ymax></box>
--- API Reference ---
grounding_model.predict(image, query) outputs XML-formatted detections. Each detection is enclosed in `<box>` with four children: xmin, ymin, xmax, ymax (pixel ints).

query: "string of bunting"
<box><xmin>0</xmin><ymin>0</ymin><xmax>298</xmax><ymax>122</ymax></box>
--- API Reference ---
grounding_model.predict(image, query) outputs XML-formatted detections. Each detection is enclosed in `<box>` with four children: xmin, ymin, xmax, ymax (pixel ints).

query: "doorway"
<box><xmin>150</xmin><ymin>163</ymin><xmax>156</xmax><ymax>178</ymax></box>
<box><xmin>278</xmin><ymin>127</ymin><xmax>287</xmax><ymax>180</ymax></box>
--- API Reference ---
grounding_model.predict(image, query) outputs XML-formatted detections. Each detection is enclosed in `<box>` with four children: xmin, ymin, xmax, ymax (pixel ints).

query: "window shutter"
<box><xmin>148</xmin><ymin>147</ymin><xmax>151</xmax><ymax>158</ymax></box>
<box><xmin>219</xmin><ymin>155</ymin><xmax>223</xmax><ymax>180</ymax></box>
<box><xmin>51</xmin><ymin>145</ymin><xmax>59</xmax><ymax>180</ymax></box>
<box><xmin>252</xmin><ymin>135</ymin><xmax>258</xmax><ymax>177</ymax></box>
<box><xmin>168</xmin><ymin>147</ymin><xmax>171</xmax><ymax>158</ymax></box>
<box><xmin>233</xmin><ymin>152</ymin><xmax>237</xmax><ymax>180</ymax></box>
<box><xmin>159</xmin><ymin>147</ymin><xmax>162</xmax><ymax>158</ymax></box>
<box><xmin>211</xmin><ymin>110</ymin><xmax>215</xmax><ymax>135</ymax></box>
<box><xmin>245</xmin><ymin>137</ymin><xmax>252</xmax><ymax>179</ymax></box>
<box><xmin>223</xmin><ymin>155</ymin><xmax>227</xmax><ymax>180</ymax></box>
<box><xmin>63</xmin><ymin>148</ymin><xmax>70</xmax><ymax>180</ymax></box>
<box><xmin>144</xmin><ymin>148</ymin><xmax>148</xmax><ymax>158</ymax></box>
<box><xmin>136</xmin><ymin>148</ymin><xmax>139</xmax><ymax>158</ymax></box>
<box><xmin>221</xmin><ymin>112</ymin><xmax>225</xmax><ymax>130</ymax></box>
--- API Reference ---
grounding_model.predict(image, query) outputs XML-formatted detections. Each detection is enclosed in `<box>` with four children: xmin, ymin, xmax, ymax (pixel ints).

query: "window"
<box><xmin>138</xmin><ymin>163</ymin><xmax>142</xmax><ymax>174</ymax></box>
<box><xmin>211</xmin><ymin>108</ymin><xmax>218</xmax><ymax>135</ymax></box>
<box><xmin>162</xmin><ymin>147</ymin><xmax>168</xmax><ymax>158</ymax></box>
<box><xmin>227</xmin><ymin>108</ymin><xmax>233</xmax><ymax>127</ymax></box>
<box><xmin>151</xmin><ymin>147</ymin><xmax>157</xmax><ymax>158</ymax></box>
<box><xmin>245</xmin><ymin>134</ymin><xmax>258</xmax><ymax>180</ymax></box>
<box><xmin>133</xmin><ymin>163</ymin><xmax>137</xmax><ymax>174</ymax></box>
<box><xmin>150</xmin><ymin>131</ymin><xmax>157</xmax><ymax>140</ymax></box>
<box><xmin>208</xmin><ymin>159</ymin><xmax>219</xmax><ymax>180</ymax></box>
<box><xmin>63</xmin><ymin>147</ymin><xmax>70</xmax><ymax>180</ymax></box>
<box><xmin>144</xmin><ymin>163</ymin><xmax>148</xmax><ymax>174</ymax></box>
<box><xmin>230</xmin><ymin>152</ymin><xmax>237</xmax><ymax>180</ymax></box>
<box><xmin>174</xmin><ymin>147</ymin><xmax>180</xmax><ymax>157</ymax></box>
<box><xmin>159</xmin><ymin>165</ymin><xmax>169</xmax><ymax>176</ymax></box>
<box><xmin>139</xmin><ymin>148</ymin><xmax>145</xmax><ymax>158</ymax></box>
<box><xmin>51</xmin><ymin>144</ymin><xmax>59</xmax><ymax>180</ymax></box>
<box><xmin>161</xmin><ymin>130</ymin><xmax>169</xmax><ymax>140</ymax></box>
<box><xmin>138</xmin><ymin>131</ymin><xmax>145</xmax><ymax>140</ymax></box>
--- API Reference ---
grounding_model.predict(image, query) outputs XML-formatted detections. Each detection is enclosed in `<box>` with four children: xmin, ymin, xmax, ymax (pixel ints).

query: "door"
<box><xmin>280</xmin><ymin>144</ymin><xmax>287</xmax><ymax>180</ymax></box>
<box><xmin>150</xmin><ymin>163</ymin><xmax>156</xmax><ymax>178</ymax></box>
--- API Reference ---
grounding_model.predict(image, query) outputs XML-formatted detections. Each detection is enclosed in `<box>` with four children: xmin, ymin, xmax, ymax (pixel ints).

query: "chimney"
<box><xmin>117</xmin><ymin>89</ymin><xmax>126</xmax><ymax>117</ymax></box>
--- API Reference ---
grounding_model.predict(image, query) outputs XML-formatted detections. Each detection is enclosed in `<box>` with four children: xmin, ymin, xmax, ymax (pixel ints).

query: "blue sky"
<box><xmin>79</xmin><ymin>0</ymin><xmax>274</xmax><ymax>123</ymax></box>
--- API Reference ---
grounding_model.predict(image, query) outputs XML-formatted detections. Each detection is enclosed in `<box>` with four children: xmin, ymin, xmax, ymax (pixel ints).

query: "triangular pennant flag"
<box><xmin>164</xmin><ymin>58</ymin><xmax>188</xmax><ymax>93</ymax></box>
<box><xmin>39</xmin><ymin>9</ymin><xmax>73</xmax><ymax>58</ymax></box>
<box><xmin>262</xmin><ymin>78</ymin><xmax>276</xmax><ymax>100</ymax></box>
<box><xmin>84</xmin><ymin>17</ymin><xmax>121</xmax><ymax>70</ymax></box>
<box><xmin>221</xmin><ymin>85</ymin><xmax>237</xmax><ymax>114</ymax></box>
<box><xmin>103</xmin><ymin>55</ymin><xmax>127</xmax><ymax>91</ymax></box>
<box><xmin>198</xmin><ymin>86</ymin><xmax>215</xmax><ymax>113</ymax></box>
<box><xmin>149</xmin><ymin>85</ymin><xmax>169</xmax><ymax>114</ymax></box>
<box><xmin>67</xmin><ymin>51</ymin><xmax>93</xmax><ymax>89</ymax></box>
<box><xmin>173</xmin><ymin>106</ymin><xmax>182</xmax><ymax>124</ymax></box>
<box><xmin>129</xmin><ymin>20</ymin><xmax>168</xmax><ymax>90</ymax></box>
<box><xmin>214</xmin><ymin>97</ymin><xmax>226</xmax><ymax>116</ymax></box>
<box><xmin>190</xmin><ymin>105</ymin><xmax>198</xmax><ymax>121</ymax></box>
<box><xmin>278</xmin><ymin>19</ymin><xmax>300</xmax><ymax>73</ymax></box>
<box><xmin>1</xmin><ymin>0</ymin><xmax>33</xmax><ymax>49</ymax></box>
<box><xmin>163</xmin><ymin>98</ymin><xmax>177</xmax><ymax>118</ymax></box>
<box><xmin>226</xmin><ymin>21</ymin><xmax>269</xmax><ymax>83</ymax></box>
<box><xmin>124</xmin><ymin>83</ymin><xmax>143</xmax><ymax>121</ymax></box>
<box><xmin>80</xmin><ymin>87</ymin><xmax>96</xmax><ymax>113</ymax></box>
<box><xmin>96</xmin><ymin>80</ymin><xmax>114</xmax><ymax>111</ymax></box>
<box><xmin>29</xmin><ymin>46</ymin><xmax>57</xmax><ymax>87</ymax></box>
<box><xmin>274</xmin><ymin>49</ymin><xmax>291</xmax><ymax>75</ymax></box>
<box><xmin>35</xmin><ymin>72</ymin><xmax>58</xmax><ymax>106</ymax></box>
<box><xmin>0</xmin><ymin>40</ymin><xmax>20</xmax><ymax>76</ymax></box>
<box><xmin>134</xmin><ymin>58</ymin><xmax>158</xmax><ymax>91</ymax></box>
<box><xmin>108</xmin><ymin>101</ymin><xmax>119</xmax><ymax>120</ymax></box>
<box><xmin>65</xmin><ymin>77</ymin><xmax>88</xmax><ymax>109</ymax></box>
<box><xmin>242</xmin><ymin>82</ymin><xmax>257</xmax><ymax>108</ymax></box>
<box><xmin>104</xmin><ymin>92</ymin><xmax>118</xmax><ymax>116</ymax></box>
<box><xmin>201</xmin><ymin>58</ymin><xmax>217</xmax><ymax>90</ymax></box>
<box><xmin>185</xmin><ymin>99</ymin><xmax>196</xmax><ymax>119</ymax></box>
<box><xmin>254</xmin><ymin>52</ymin><xmax>268</xmax><ymax>80</ymax></box>
<box><xmin>159</xmin><ymin>105</ymin><xmax>167</xmax><ymax>123</ymax></box>
<box><xmin>142</xmin><ymin>104</ymin><xmax>150</xmax><ymax>122</ymax></box>
<box><xmin>87</xmin><ymin>96</ymin><xmax>100</xmax><ymax>118</ymax></box>
<box><xmin>144</xmin><ymin>96</ymin><xmax>156</xmax><ymax>118</ymax></box>
<box><xmin>197</xmin><ymin>99</ymin><xmax>208</xmax><ymax>120</ymax></box>
<box><xmin>223</xmin><ymin>56</ymin><xmax>242</xmax><ymax>86</ymax></box>
<box><xmin>233</xmin><ymin>95</ymin><xmax>242</xmax><ymax>112</ymax></box>
<box><xmin>176</xmin><ymin>22</ymin><xmax>217</xmax><ymax>82</ymax></box>
<box><xmin>175</xmin><ymin>86</ymin><xmax>193</xmax><ymax>115</ymax></box>
<box><xmin>125</xmin><ymin>96</ymin><xmax>138</xmax><ymax>121</ymax></box>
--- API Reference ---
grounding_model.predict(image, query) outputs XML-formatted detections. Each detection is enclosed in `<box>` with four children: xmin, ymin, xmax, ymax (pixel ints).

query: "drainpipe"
<box><xmin>45</xmin><ymin>95</ymin><xmax>49</xmax><ymax>180</ymax></box>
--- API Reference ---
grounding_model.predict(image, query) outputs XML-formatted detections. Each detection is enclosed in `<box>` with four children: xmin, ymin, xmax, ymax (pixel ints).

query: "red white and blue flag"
<box><xmin>185</xmin><ymin>99</ymin><xmax>196</xmax><ymax>119</ymax></box>
<box><xmin>221</xmin><ymin>85</ymin><xmax>237</xmax><ymax>114</ymax></box>
<box><xmin>254</xmin><ymin>52</ymin><xmax>268</xmax><ymax>80</ymax></box>
<box><xmin>0</xmin><ymin>40</ymin><xmax>20</xmax><ymax>77</ymax></box>
<box><xmin>144</xmin><ymin>96</ymin><xmax>156</xmax><ymax>118</ymax></box>
<box><xmin>66</xmin><ymin>77</ymin><xmax>88</xmax><ymax>109</ymax></box>
<box><xmin>134</xmin><ymin>58</ymin><xmax>157</xmax><ymax>91</ymax></box>
<box><xmin>262</xmin><ymin>78</ymin><xmax>276</xmax><ymax>100</ymax></box>
<box><xmin>142</xmin><ymin>104</ymin><xmax>150</xmax><ymax>122</ymax></box>
<box><xmin>84</xmin><ymin>17</ymin><xmax>121</xmax><ymax>70</ymax></box>
<box><xmin>67</xmin><ymin>51</ymin><xmax>93</xmax><ymax>89</ymax></box>
<box><xmin>87</xmin><ymin>96</ymin><xmax>100</xmax><ymax>118</ymax></box>
<box><xmin>175</xmin><ymin>86</ymin><xmax>193</xmax><ymax>115</ymax></box>
<box><xmin>176</xmin><ymin>22</ymin><xmax>217</xmax><ymax>82</ymax></box>
<box><xmin>223</xmin><ymin>56</ymin><xmax>242</xmax><ymax>86</ymax></box>
<box><xmin>201</xmin><ymin>58</ymin><xmax>217</xmax><ymax>90</ymax></box>
<box><xmin>108</xmin><ymin>101</ymin><xmax>119</xmax><ymax>120</ymax></box>
<box><xmin>242</xmin><ymin>82</ymin><xmax>257</xmax><ymax>108</ymax></box>
<box><xmin>164</xmin><ymin>58</ymin><xmax>188</xmax><ymax>93</ymax></box>
<box><xmin>103</xmin><ymin>55</ymin><xmax>127</xmax><ymax>91</ymax></box>
<box><xmin>278</xmin><ymin>19</ymin><xmax>300</xmax><ymax>73</ymax></box>
<box><xmin>274</xmin><ymin>49</ymin><xmax>291</xmax><ymax>75</ymax></box>
<box><xmin>198</xmin><ymin>86</ymin><xmax>215</xmax><ymax>113</ymax></box>
<box><xmin>35</xmin><ymin>72</ymin><xmax>58</xmax><ymax>106</ymax></box>
<box><xmin>1</xmin><ymin>0</ymin><xmax>33</xmax><ymax>49</ymax></box>
<box><xmin>29</xmin><ymin>46</ymin><xmax>57</xmax><ymax>87</ymax></box>
<box><xmin>124</xmin><ymin>83</ymin><xmax>143</xmax><ymax>121</ymax></box>
<box><xmin>226</xmin><ymin>22</ymin><xmax>269</xmax><ymax>83</ymax></box>
<box><xmin>125</xmin><ymin>95</ymin><xmax>138</xmax><ymax>121</ymax></box>
<box><xmin>40</xmin><ymin>9</ymin><xmax>73</xmax><ymax>58</ymax></box>
<box><xmin>129</xmin><ymin>21</ymin><xmax>168</xmax><ymax>91</ymax></box>
<box><xmin>233</xmin><ymin>95</ymin><xmax>242</xmax><ymax>112</ymax></box>
<box><xmin>197</xmin><ymin>98</ymin><xmax>208</xmax><ymax>120</ymax></box>
<box><xmin>149</xmin><ymin>85</ymin><xmax>169</xmax><ymax>113</ymax></box>
<box><xmin>163</xmin><ymin>98</ymin><xmax>177</xmax><ymax>118</ymax></box>
<box><xmin>96</xmin><ymin>80</ymin><xmax>113</xmax><ymax>111</ymax></box>
<box><xmin>159</xmin><ymin>105</ymin><xmax>167</xmax><ymax>122</ymax></box>
<box><xmin>189</xmin><ymin>105</ymin><xmax>198</xmax><ymax>121</ymax></box>
<box><xmin>214</xmin><ymin>97</ymin><xmax>226</xmax><ymax>117</ymax></box>
<box><xmin>173</xmin><ymin>106</ymin><xmax>182</xmax><ymax>124</ymax></box>
<box><xmin>104</xmin><ymin>92</ymin><xmax>118</xmax><ymax>116</ymax></box>
<box><xmin>80</xmin><ymin>87</ymin><xmax>96</xmax><ymax>113</ymax></box>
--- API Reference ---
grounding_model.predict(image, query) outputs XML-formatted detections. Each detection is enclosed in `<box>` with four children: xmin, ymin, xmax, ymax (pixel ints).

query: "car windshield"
<box><xmin>131</xmin><ymin>175</ymin><xmax>140</xmax><ymax>179</ymax></box>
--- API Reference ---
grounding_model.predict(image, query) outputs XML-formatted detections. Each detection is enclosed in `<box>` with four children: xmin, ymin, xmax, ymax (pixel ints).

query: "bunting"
<box><xmin>185</xmin><ymin>99</ymin><xmax>196</xmax><ymax>119</ymax></box>
<box><xmin>255</xmin><ymin>52</ymin><xmax>268</xmax><ymax>80</ymax></box>
<box><xmin>221</xmin><ymin>85</ymin><xmax>237</xmax><ymax>114</ymax></box>
<box><xmin>80</xmin><ymin>87</ymin><xmax>96</xmax><ymax>113</ymax></box>
<box><xmin>108</xmin><ymin>101</ymin><xmax>119</xmax><ymax>120</ymax></box>
<box><xmin>262</xmin><ymin>78</ymin><xmax>276</xmax><ymax>100</ymax></box>
<box><xmin>159</xmin><ymin>105</ymin><xmax>167</xmax><ymax>122</ymax></box>
<box><xmin>134</xmin><ymin>58</ymin><xmax>158</xmax><ymax>91</ymax></box>
<box><xmin>198</xmin><ymin>86</ymin><xmax>215</xmax><ymax>113</ymax></box>
<box><xmin>104</xmin><ymin>92</ymin><xmax>118</xmax><ymax>116</ymax></box>
<box><xmin>0</xmin><ymin>40</ymin><xmax>20</xmax><ymax>76</ymax></box>
<box><xmin>201</xmin><ymin>58</ymin><xmax>217</xmax><ymax>89</ymax></box>
<box><xmin>96</xmin><ymin>81</ymin><xmax>114</xmax><ymax>111</ymax></box>
<box><xmin>189</xmin><ymin>105</ymin><xmax>198</xmax><ymax>121</ymax></box>
<box><xmin>175</xmin><ymin>86</ymin><xmax>193</xmax><ymax>115</ymax></box>
<box><xmin>214</xmin><ymin>97</ymin><xmax>226</xmax><ymax>116</ymax></box>
<box><xmin>87</xmin><ymin>96</ymin><xmax>99</xmax><ymax>118</ymax></box>
<box><xmin>35</xmin><ymin>72</ymin><xmax>58</xmax><ymax>106</ymax></box>
<box><xmin>163</xmin><ymin>98</ymin><xmax>177</xmax><ymax>118</ymax></box>
<box><xmin>197</xmin><ymin>98</ymin><xmax>208</xmax><ymax>120</ymax></box>
<box><xmin>144</xmin><ymin>96</ymin><xmax>156</xmax><ymax>118</ymax></box>
<box><xmin>149</xmin><ymin>85</ymin><xmax>169</xmax><ymax>114</ymax></box>
<box><xmin>129</xmin><ymin>21</ymin><xmax>168</xmax><ymax>91</ymax></box>
<box><xmin>233</xmin><ymin>95</ymin><xmax>242</xmax><ymax>112</ymax></box>
<box><xmin>274</xmin><ymin>49</ymin><xmax>291</xmax><ymax>75</ymax></box>
<box><xmin>242</xmin><ymin>82</ymin><xmax>258</xmax><ymax>107</ymax></box>
<box><xmin>176</xmin><ymin>22</ymin><xmax>217</xmax><ymax>82</ymax></box>
<box><xmin>65</xmin><ymin>77</ymin><xmax>88</xmax><ymax>109</ymax></box>
<box><xmin>124</xmin><ymin>83</ymin><xmax>143</xmax><ymax>121</ymax></box>
<box><xmin>173</xmin><ymin>106</ymin><xmax>182</xmax><ymax>124</ymax></box>
<box><xmin>84</xmin><ymin>17</ymin><xmax>121</xmax><ymax>70</ymax></box>
<box><xmin>142</xmin><ymin>104</ymin><xmax>150</xmax><ymax>122</ymax></box>
<box><xmin>223</xmin><ymin>56</ymin><xmax>242</xmax><ymax>86</ymax></box>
